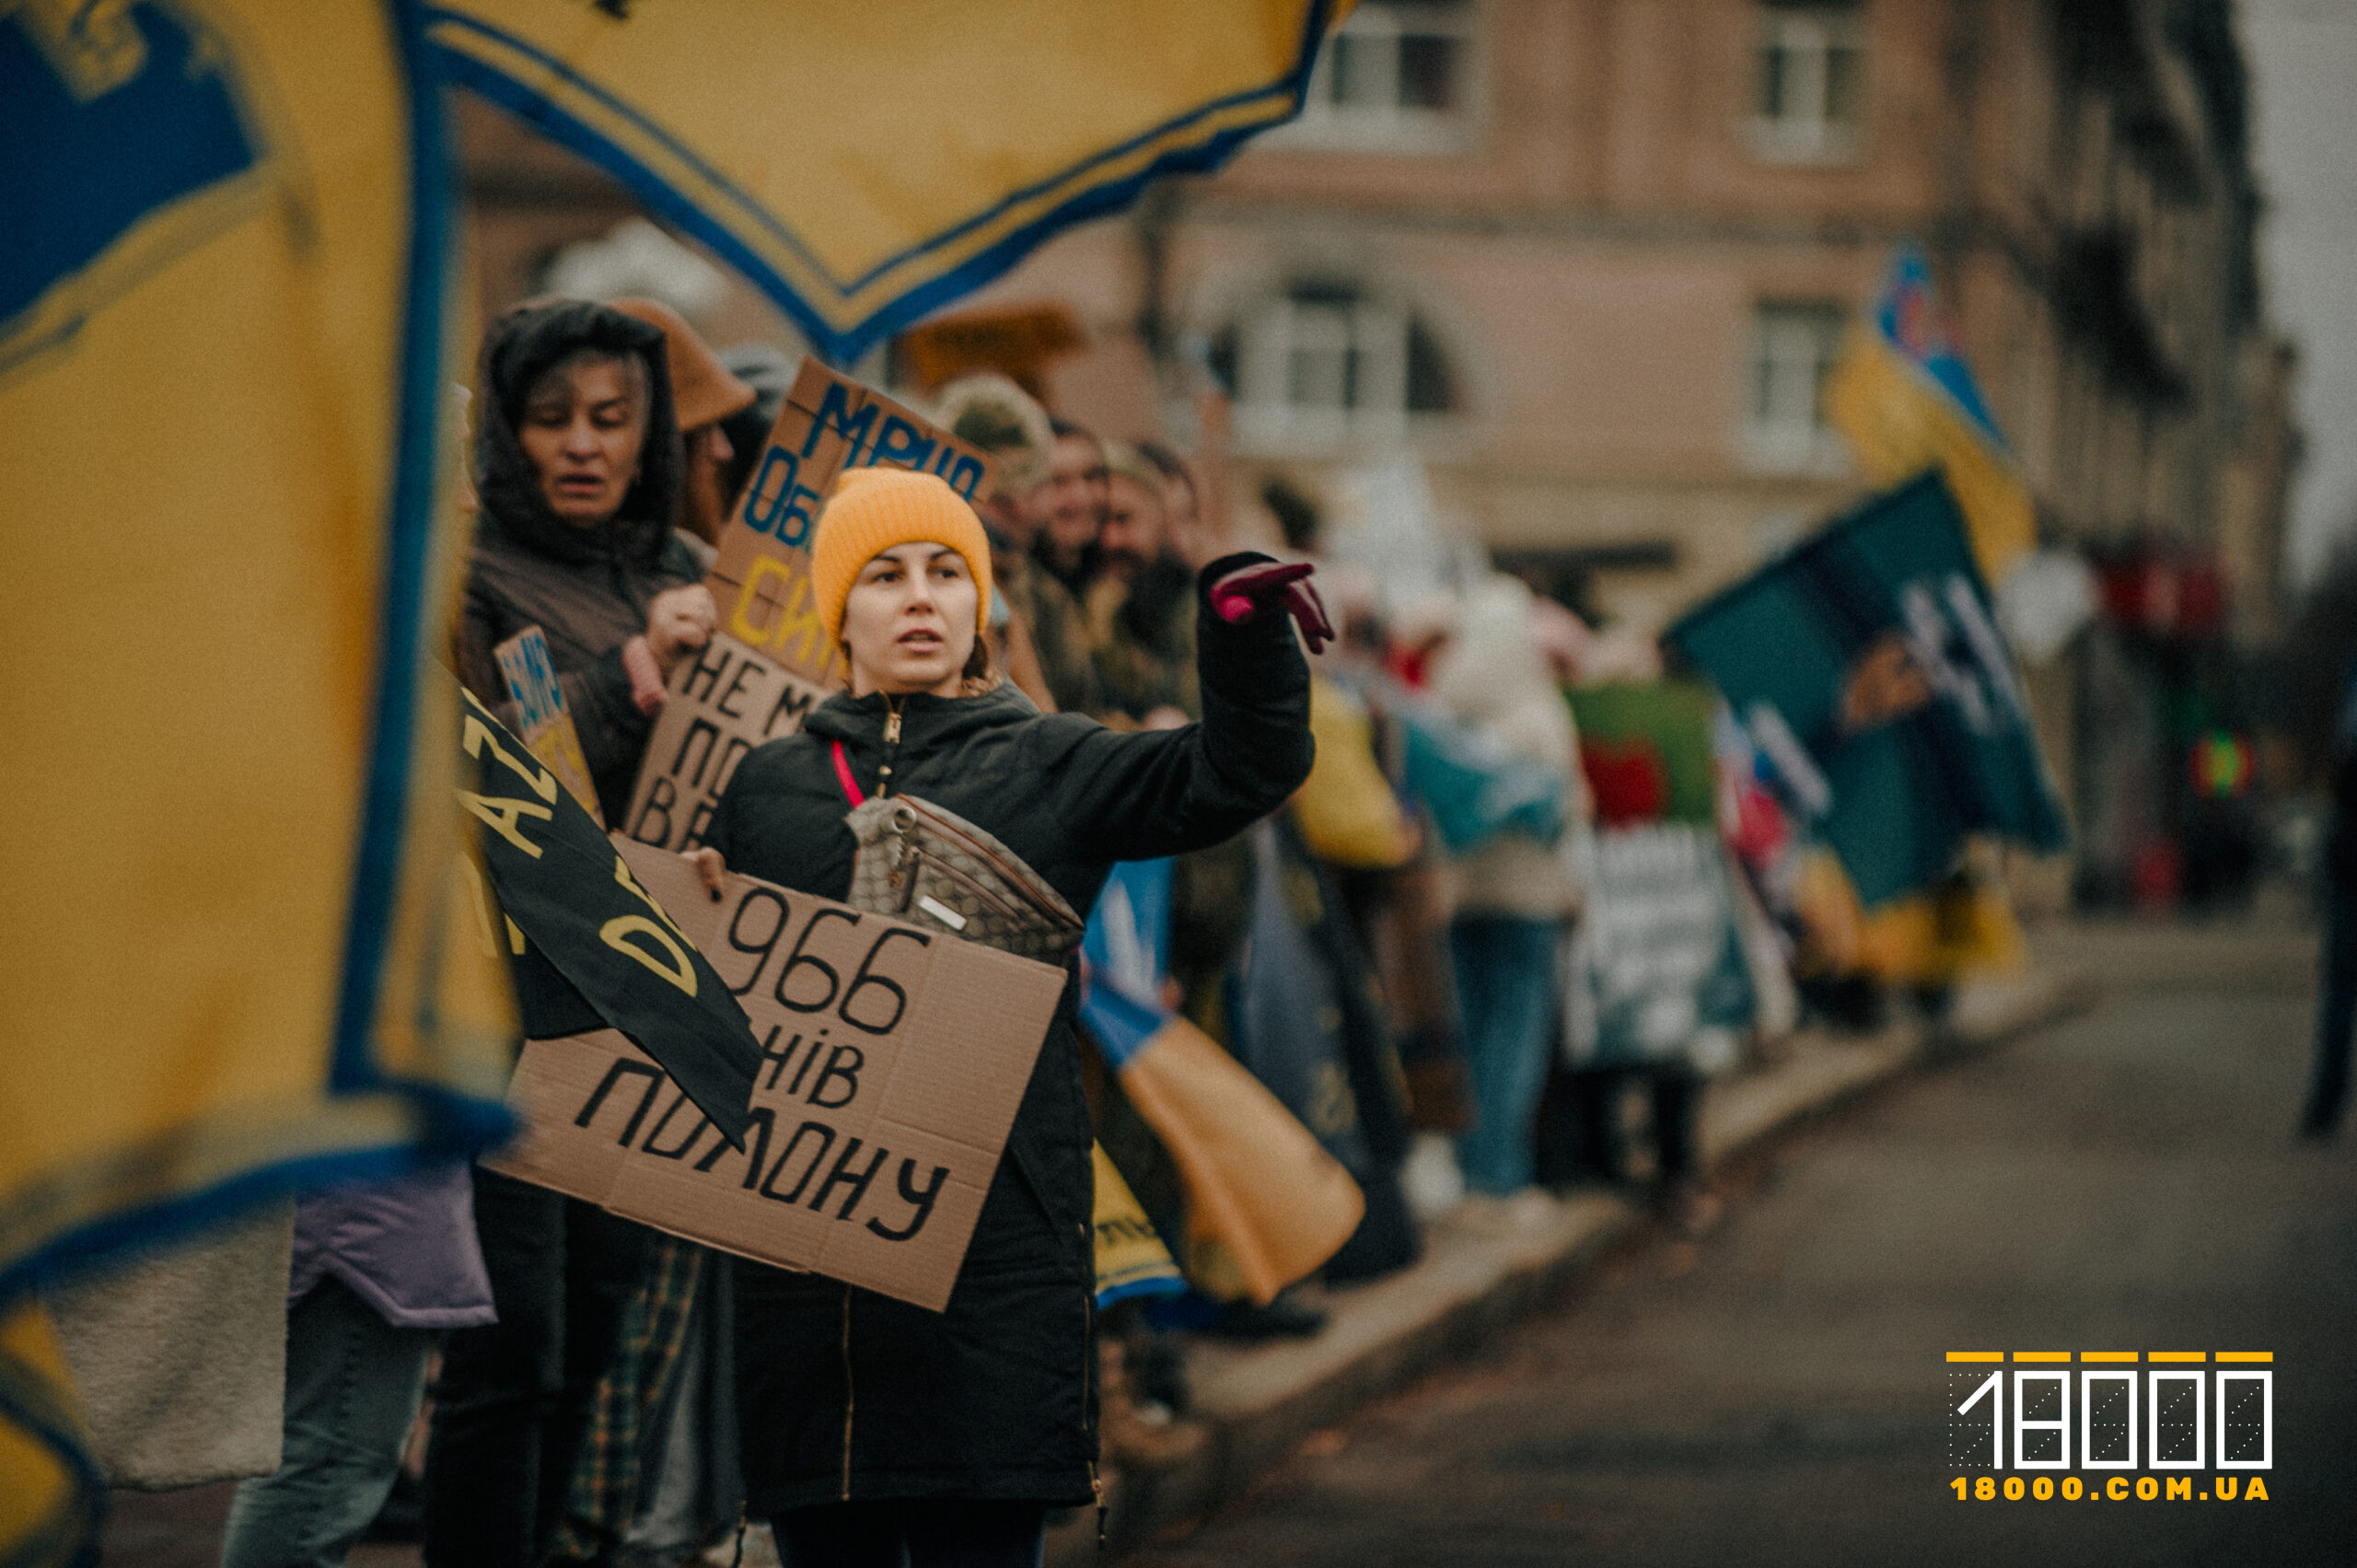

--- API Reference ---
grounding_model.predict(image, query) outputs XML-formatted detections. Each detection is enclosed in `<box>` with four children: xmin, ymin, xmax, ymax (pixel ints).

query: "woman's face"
<box><xmin>518</xmin><ymin>353</ymin><xmax>647</xmax><ymax>528</ymax></box>
<box><xmin>841</xmin><ymin>542</ymin><xmax>980</xmax><ymax>698</ymax></box>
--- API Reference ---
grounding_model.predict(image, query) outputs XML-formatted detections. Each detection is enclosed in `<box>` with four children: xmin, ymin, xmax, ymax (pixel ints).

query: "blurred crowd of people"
<box><xmin>126</xmin><ymin>298</ymin><xmax>1993</xmax><ymax>1568</ymax></box>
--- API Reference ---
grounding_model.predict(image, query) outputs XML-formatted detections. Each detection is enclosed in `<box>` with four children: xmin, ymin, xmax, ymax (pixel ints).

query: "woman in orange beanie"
<box><xmin>693</xmin><ymin>467</ymin><xmax>1329</xmax><ymax>1567</ymax></box>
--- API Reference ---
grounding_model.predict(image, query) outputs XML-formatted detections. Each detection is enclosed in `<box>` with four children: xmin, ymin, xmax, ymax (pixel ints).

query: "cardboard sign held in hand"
<box><xmin>493</xmin><ymin>624</ymin><xmax>603</xmax><ymax>824</ymax></box>
<box><xmin>621</xmin><ymin>632</ymin><xmax>830</xmax><ymax>853</ymax></box>
<box><xmin>485</xmin><ymin>840</ymin><xmax>1068</xmax><ymax>1312</ymax></box>
<box><xmin>620</xmin><ymin>361</ymin><xmax>994</xmax><ymax>853</ymax></box>
<box><xmin>708</xmin><ymin>360</ymin><xmax>993</xmax><ymax>691</ymax></box>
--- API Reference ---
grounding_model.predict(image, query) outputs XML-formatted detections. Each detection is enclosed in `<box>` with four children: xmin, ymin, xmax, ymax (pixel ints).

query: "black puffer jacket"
<box><xmin>705</xmin><ymin>556</ymin><xmax>1314</xmax><ymax>1513</ymax></box>
<box><xmin>455</xmin><ymin>298</ymin><xmax>702</xmax><ymax>823</ymax></box>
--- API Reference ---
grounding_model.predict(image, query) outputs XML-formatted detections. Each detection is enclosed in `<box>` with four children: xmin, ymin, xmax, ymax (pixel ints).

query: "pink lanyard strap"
<box><xmin>830</xmin><ymin>738</ymin><xmax>865</xmax><ymax>807</ymax></box>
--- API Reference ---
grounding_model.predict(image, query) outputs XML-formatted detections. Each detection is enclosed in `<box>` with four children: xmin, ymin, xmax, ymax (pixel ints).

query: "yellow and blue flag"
<box><xmin>1082</xmin><ymin>861</ymin><xmax>1362</xmax><ymax>1307</ymax></box>
<box><xmin>1825</xmin><ymin>245</ymin><xmax>2036</xmax><ymax>585</ymax></box>
<box><xmin>5</xmin><ymin>4</ymin><xmax>510</xmax><ymax>1551</ymax></box>
<box><xmin>424</xmin><ymin>0</ymin><xmax>1347</xmax><ymax>363</ymax></box>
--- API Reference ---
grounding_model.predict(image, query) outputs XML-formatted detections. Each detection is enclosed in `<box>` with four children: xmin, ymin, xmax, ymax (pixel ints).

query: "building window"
<box><xmin>1749</xmin><ymin>1</ymin><xmax>1864</xmax><ymax>163</ymax></box>
<box><xmin>1267</xmin><ymin>0</ymin><xmax>1476</xmax><ymax>152</ymax></box>
<box><xmin>1211</xmin><ymin>278</ymin><xmax>1463</xmax><ymax>450</ymax></box>
<box><xmin>1743</xmin><ymin>301</ymin><xmax>1848</xmax><ymax>472</ymax></box>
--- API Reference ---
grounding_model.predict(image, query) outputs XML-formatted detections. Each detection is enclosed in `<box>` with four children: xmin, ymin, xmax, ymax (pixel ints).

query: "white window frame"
<box><xmin>1741</xmin><ymin>301</ymin><xmax>1850</xmax><ymax>475</ymax></box>
<box><xmin>1225</xmin><ymin>283</ymin><xmax>1467</xmax><ymax>456</ymax></box>
<box><xmin>1262</xmin><ymin>0</ymin><xmax>1480</xmax><ymax>155</ymax></box>
<box><xmin>1747</xmin><ymin>5</ymin><xmax>1865</xmax><ymax>165</ymax></box>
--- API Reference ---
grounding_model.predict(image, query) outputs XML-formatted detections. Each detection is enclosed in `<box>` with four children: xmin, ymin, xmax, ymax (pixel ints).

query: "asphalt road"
<box><xmin>1122</xmin><ymin>922</ymin><xmax>2357</xmax><ymax>1568</ymax></box>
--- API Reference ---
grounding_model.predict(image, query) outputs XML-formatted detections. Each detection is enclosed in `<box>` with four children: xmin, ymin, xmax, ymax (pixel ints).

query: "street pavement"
<box><xmin>1120</xmin><ymin>919</ymin><xmax>2357</xmax><ymax>1567</ymax></box>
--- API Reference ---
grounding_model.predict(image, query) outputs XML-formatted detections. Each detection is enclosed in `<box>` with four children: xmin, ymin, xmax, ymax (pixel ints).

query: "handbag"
<box><xmin>842</xmin><ymin>791</ymin><xmax>1085</xmax><ymax>967</ymax></box>
<box><xmin>835</xmin><ymin>768</ymin><xmax>1180</xmax><ymax>1305</ymax></box>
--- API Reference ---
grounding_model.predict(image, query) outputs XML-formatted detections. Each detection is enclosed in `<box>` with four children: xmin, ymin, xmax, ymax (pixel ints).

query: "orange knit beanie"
<box><xmin>810</xmin><ymin>467</ymin><xmax>994</xmax><ymax>652</ymax></box>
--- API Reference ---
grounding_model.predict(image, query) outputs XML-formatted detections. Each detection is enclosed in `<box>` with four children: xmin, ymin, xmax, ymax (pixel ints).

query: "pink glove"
<box><xmin>1210</xmin><ymin>560</ymin><xmax>1336</xmax><ymax>655</ymax></box>
<box><xmin>621</xmin><ymin>634</ymin><xmax>668</xmax><ymax>716</ymax></box>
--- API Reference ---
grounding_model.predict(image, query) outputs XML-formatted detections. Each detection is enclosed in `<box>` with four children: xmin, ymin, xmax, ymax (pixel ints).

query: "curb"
<box><xmin>1052</xmin><ymin>964</ymin><xmax>2095</xmax><ymax>1563</ymax></box>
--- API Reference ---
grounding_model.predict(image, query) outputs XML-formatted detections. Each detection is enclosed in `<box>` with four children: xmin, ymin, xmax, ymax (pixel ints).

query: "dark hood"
<box><xmin>474</xmin><ymin>297</ymin><xmax>684</xmax><ymax>568</ymax></box>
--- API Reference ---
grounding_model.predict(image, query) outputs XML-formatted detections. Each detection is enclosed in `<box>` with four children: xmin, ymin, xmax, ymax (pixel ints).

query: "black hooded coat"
<box><xmin>456</xmin><ymin>298</ymin><xmax>704</xmax><ymax>823</ymax></box>
<box><xmin>704</xmin><ymin>558</ymin><xmax>1315</xmax><ymax>1515</ymax></box>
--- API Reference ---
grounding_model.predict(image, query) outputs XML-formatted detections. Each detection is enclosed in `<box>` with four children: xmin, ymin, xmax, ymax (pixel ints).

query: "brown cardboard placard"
<box><xmin>619</xmin><ymin>361</ymin><xmax>993</xmax><ymax>850</ymax></box>
<box><xmin>618</xmin><ymin>632</ymin><xmax>830</xmax><ymax>852</ymax></box>
<box><xmin>706</xmin><ymin>359</ymin><xmax>993</xmax><ymax>690</ymax></box>
<box><xmin>482</xmin><ymin>839</ymin><xmax>1067</xmax><ymax>1312</ymax></box>
<box><xmin>493</xmin><ymin>624</ymin><xmax>603</xmax><ymax>824</ymax></box>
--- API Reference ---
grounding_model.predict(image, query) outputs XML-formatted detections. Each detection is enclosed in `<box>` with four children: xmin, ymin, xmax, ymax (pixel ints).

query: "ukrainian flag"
<box><xmin>4</xmin><ymin>4</ymin><xmax>511</xmax><ymax>1549</ymax></box>
<box><xmin>1082</xmin><ymin>861</ymin><xmax>1362</xmax><ymax>1307</ymax></box>
<box><xmin>424</xmin><ymin>0</ymin><xmax>1346</xmax><ymax>363</ymax></box>
<box><xmin>1825</xmin><ymin>245</ymin><xmax>2036</xmax><ymax>585</ymax></box>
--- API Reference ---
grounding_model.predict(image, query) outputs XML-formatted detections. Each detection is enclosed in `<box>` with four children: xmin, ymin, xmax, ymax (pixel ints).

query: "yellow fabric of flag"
<box><xmin>0</xmin><ymin>1301</ymin><xmax>99</xmax><ymax>1568</ymax></box>
<box><xmin>1090</xmin><ymin>1143</ymin><xmax>1182</xmax><ymax>1307</ymax></box>
<box><xmin>2</xmin><ymin>9</ymin><xmax>513</xmax><ymax>1545</ymax></box>
<box><xmin>425</xmin><ymin>0</ymin><xmax>1346</xmax><ymax>361</ymax></box>
<box><xmin>1824</xmin><ymin>247</ymin><xmax>2036</xmax><ymax>585</ymax></box>
<box><xmin>1294</xmin><ymin>675</ymin><xmax>1419</xmax><ymax>871</ymax></box>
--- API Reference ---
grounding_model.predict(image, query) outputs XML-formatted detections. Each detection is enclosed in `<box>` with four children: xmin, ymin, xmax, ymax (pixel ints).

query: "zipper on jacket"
<box><xmin>877</xmin><ymin>696</ymin><xmax>904</xmax><ymax>796</ymax></box>
<box><xmin>840</xmin><ymin>1283</ymin><xmax>855</xmax><ymax>1501</ymax></box>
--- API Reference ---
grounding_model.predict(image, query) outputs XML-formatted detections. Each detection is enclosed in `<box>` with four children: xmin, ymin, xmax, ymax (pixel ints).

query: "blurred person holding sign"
<box><xmin>435</xmin><ymin>298</ymin><xmax>712</xmax><ymax>1568</ymax></box>
<box><xmin>454</xmin><ymin>298</ymin><xmax>718</xmax><ymax>829</ymax></box>
<box><xmin>690</xmin><ymin>466</ymin><xmax>1323</xmax><ymax>1565</ymax></box>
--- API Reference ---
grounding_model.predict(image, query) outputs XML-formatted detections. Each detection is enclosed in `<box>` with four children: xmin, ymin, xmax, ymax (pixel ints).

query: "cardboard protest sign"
<box><xmin>620</xmin><ymin>633</ymin><xmax>830</xmax><ymax>852</ymax></box>
<box><xmin>458</xmin><ymin>687</ymin><xmax>760</xmax><ymax>1144</ymax></box>
<box><xmin>1564</xmin><ymin>823</ymin><xmax>1755</xmax><ymax>1076</ymax></box>
<box><xmin>493</xmin><ymin>624</ymin><xmax>603</xmax><ymax>823</ymax></box>
<box><xmin>484</xmin><ymin>840</ymin><xmax>1068</xmax><ymax>1312</ymax></box>
<box><xmin>620</xmin><ymin>362</ymin><xmax>992</xmax><ymax>853</ymax></box>
<box><xmin>1665</xmin><ymin>473</ymin><xmax>2067</xmax><ymax>907</ymax></box>
<box><xmin>895</xmin><ymin>301</ymin><xmax>1086</xmax><ymax>398</ymax></box>
<box><xmin>708</xmin><ymin>359</ymin><xmax>992</xmax><ymax>689</ymax></box>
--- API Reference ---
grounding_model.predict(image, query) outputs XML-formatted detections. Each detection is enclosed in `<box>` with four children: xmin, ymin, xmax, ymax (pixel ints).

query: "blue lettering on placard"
<box><xmin>870</xmin><ymin>415</ymin><xmax>935</xmax><ymax>473</ymax></box>
<box><xmin>3</xmin><ymin>3</ymin><xmax>272</xmax><ymax>368</ymax></box>
<box><xmin>801</xmin><ymin>379</ymin><xmax>879</xmax><ymax>464</ymax></box>
<box><xmin>740</xmin><ymin>445</ymin><xmax>821</xmax><ymax>547</ymax></box>
<box><xmin>943</xmin><ymin>453</ymin><xmax>984</xmax><ymax>501</ymax></box>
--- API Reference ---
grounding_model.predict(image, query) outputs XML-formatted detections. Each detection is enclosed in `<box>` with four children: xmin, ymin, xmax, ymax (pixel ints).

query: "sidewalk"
<box><xmin>103</xmin><ymin>966</ymin><xmax>2094</xmax><ymax>1568</ymax></box>
<box><xmin>1050</xmin><ymin>963</ymin><xmax>2095</xmax><ymax>1565</ymax></box>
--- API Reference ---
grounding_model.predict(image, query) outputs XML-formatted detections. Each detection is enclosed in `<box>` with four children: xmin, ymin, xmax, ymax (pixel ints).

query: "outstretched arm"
<box><xmin>1043</xmin><ymin>552</ymin><xmax>1318</xmax><ymax>862</ymax></box>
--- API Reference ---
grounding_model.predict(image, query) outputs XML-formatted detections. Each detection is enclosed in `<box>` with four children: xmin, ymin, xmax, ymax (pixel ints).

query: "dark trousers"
<box><xmin>773</xmin><ymin>1500</ymin><xmax>1049</xmax><ymax>1568</ymax></box>
<box><xmin>1569</xmin><ymin>1068</ymin><xmax>1700</xmax><ymax>1184</ymax></box>
<box><xmin>422</xmin><ymin>1168</ymin><xmax>650</xmax><ymax>1567</ymax></box>
<box><xmin>2305</xmin><ymin>881</ymin><xmax>2357</xmax><ymax>1134</ymax></box>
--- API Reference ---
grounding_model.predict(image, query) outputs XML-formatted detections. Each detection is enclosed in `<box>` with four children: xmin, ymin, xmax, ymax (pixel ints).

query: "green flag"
<box><xmin>1666</xmin><ymin>474</ymin><xmax>2065</xmax><ymax>907</ymax></box>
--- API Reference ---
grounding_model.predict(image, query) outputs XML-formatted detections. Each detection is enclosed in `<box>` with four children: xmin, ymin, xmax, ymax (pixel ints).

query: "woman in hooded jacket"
<box><xmin>453</xmin><ymin>296</ymin><xmax>716</xmax><ymax>827</ymax></box>
<box><xmin>694</xmin><ymin>467</ymin><xmax>1326</xmax><ymax>1566</ymax></box>
<box><xmin>431</xmin><ymin>297</ymin><xmax>713</xmax><ymax>1568</ymax></box>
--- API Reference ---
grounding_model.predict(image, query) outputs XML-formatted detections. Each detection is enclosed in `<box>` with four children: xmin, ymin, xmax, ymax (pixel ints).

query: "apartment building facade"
<box><xmin>459</xmin><ymin>0</ymin><xmax>2293</xmax><ymax>901</ymax></box>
